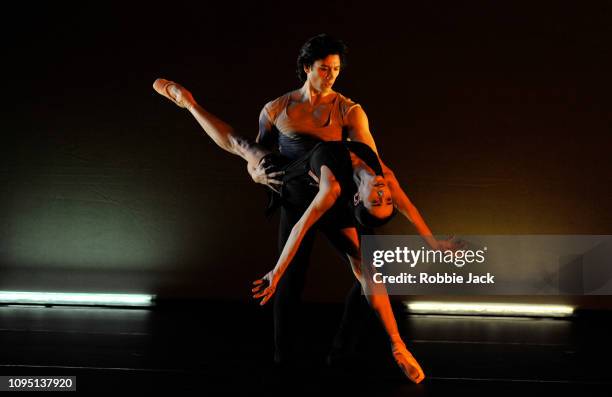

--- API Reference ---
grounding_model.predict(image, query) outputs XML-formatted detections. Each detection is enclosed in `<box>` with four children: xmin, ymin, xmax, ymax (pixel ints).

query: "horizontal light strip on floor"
<box><xmin>404</xmin><ymin>301</ymin><xmax>575</xmax><ymax>317</ymax></box>
<box><xmin>0</xmin><ymin>291</ymin><xmax>155</xmax><ymax>307</ymax></box>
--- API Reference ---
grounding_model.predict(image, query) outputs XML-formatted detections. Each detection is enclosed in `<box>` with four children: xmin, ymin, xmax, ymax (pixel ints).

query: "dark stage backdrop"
<box><xmin>1</xmin><ymin>1</ymin><xmax>611</xmax><ymax>307</ymax></box>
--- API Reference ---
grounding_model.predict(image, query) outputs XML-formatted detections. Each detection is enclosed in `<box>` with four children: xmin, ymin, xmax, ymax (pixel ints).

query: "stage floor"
<box><xmin>0</xmin><ymin>301</ymin><xmax>610</xmax><ymax>395</ymax></box>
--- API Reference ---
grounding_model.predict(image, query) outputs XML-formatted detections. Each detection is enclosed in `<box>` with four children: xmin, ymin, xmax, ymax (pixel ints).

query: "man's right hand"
<box><xmin>248</xmin><ymin>155</ymin><xmax>284</xmax><ymax>193</ymax></box>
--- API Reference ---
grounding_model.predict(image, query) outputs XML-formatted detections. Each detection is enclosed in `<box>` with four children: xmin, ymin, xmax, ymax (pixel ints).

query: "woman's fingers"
<box><xmin>252</xmin><ymin>278</ymin><xmax>267</xmax><ymax>293</ymax></box>
<box><xmin>260</xmin><ymin>294</ymin><xmax>272</xmax><ymax>306</ymax></box>
<box><xmin>252</xmin><ymin>273</ymin><xmax>275</xmax><ymax>304</ymax></box>
<box><xmin>261</xmin><ymin>159</ymin><xmax>274</xmax><ymax>169</ymax></box>
<box><xmin>267</xmin><ymin>171</ymin><xmax>284</xmax><ymax>185</ymax></box>
<box><xmin>307</xmin><ymin>170</ymin><xmax>320</xmax><ymax>183</ymax></box>
<box><xmin>450</xmin><ymin>237</ymin><xmax>466</xmax><ymax>250</ymax></box>
<box><xmin>253</xmin><ymin>287</ymin><xmax>273</xmax><ymax>300</ymax></box>
<box><xmin>252</xmin><ymin>285</ymin><xmax>275</xmax><ymax>304</ymax></box>
<box><xmin>438</xmin><ymin>235</ymin><xmax>466</xmax><ymax>252</ymax></box>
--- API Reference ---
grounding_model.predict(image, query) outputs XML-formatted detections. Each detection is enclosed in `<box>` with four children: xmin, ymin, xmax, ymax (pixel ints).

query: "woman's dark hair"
<box><xmin>296</xmin><ymin>33</ymin><xmax>348</xmax><ymax>83</ymax></box>
<box><xmin>353</xmin><ymin>202</ymin><xmax>397</xmax><ymax>228</ymax></box>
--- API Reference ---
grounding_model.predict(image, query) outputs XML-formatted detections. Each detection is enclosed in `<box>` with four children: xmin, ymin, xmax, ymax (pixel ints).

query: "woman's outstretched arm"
<box><xmin>251</xmin><ymin>165</ymin><xmax>340</xmax><ymax>305</ymax></box>
<box><xmin>379</xmin><ymin>162</ymin><xmax>463</xmax><ymax>251</ymax></box>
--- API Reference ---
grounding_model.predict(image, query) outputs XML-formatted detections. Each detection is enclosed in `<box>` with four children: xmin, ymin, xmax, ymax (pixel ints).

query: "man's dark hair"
<box><xmin>353</xmin><ymin>202</ymin><xmax>397</xmax><ymax>228</ymax></box>
<box><xmin>296</xmin><ymin>33</ymin><xmax>348</xmax><ymax>83</ymax></box>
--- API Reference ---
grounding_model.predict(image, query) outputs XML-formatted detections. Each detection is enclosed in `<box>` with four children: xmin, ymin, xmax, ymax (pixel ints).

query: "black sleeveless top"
<box><xmin>275</xmin><ymin>141</ymin><xmax>383</xmax><ymax>228</ymax></box>
<box><xmin>278</xmin><ymin>133</ymin><xmax>322</xmax><ymax>161</ymax></box>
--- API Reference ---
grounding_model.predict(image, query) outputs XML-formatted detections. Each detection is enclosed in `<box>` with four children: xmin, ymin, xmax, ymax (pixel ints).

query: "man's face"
<box><xmin>305</xmin><ymin>54</ymin><xmax>341</xmax><ymax>93</ymax></box>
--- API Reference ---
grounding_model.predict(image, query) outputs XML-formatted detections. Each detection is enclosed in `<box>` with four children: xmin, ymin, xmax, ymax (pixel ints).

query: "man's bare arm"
<box><xmin>345</xmin><ymin>106</ymin><xmax>379</xmax><ymax>154</ymax></box>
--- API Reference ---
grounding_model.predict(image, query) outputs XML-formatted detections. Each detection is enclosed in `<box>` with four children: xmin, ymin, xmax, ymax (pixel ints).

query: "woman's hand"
<box><xmin>251</xmin><ymin>271</ymin><xmax>278</xmax><ymax>306</ymax></box>
<box><xmin>248</xmin><ymin>156</ymin><xmax>284</xmax><ymax>193</ymax></box>
<box><xmin>435</xmin><ymin>236</ymin><xmax>466</xmax><ymax>251</ymax></box>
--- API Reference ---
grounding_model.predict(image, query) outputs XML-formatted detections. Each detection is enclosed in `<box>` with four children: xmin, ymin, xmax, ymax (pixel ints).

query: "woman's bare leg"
<box><xmin>338</xmin><ymin>227</ymin><xmax>426</xmax><ymax>384</ymax></box>
<box><xmin>153</xmin><ymin>78</ymin><xmax>269</xmax><ymax>166</ymax></box>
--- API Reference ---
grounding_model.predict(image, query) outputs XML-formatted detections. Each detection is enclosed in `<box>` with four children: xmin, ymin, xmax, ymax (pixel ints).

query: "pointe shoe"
<box><xmin>153</xmin><ymin>78</ymin><xmax>195</xmax><ymax>109</ymax></box>
<box><xmin>392</xmin><ymin>342</ymin><xmax>425</xmax><ymax>384</ymax></box>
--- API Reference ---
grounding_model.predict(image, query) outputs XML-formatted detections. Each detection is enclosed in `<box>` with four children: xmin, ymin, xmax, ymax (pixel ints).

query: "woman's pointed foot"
<box><xmin>153</xmin><ymin>78</ymin><xmax>195</xmax><ymax>109</ymax></box>
<box><xmin>392</xmin><ymin>342</ymin><xmax>425</xmax><ymax>384</ymax></box>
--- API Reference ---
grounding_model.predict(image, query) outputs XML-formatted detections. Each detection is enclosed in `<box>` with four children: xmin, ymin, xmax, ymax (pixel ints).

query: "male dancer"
<box><xmin>247</xmin><ymin>34</ymin><xmax>389</xmax><ymax>366</ymax></box>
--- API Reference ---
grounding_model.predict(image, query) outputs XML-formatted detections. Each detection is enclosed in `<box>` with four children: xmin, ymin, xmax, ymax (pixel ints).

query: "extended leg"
<box><xmin>330</xmin><ymin>227</ymin><xmax>426</xmax><ymax>384</ymax></box>
<box><xmin>153</xmin><ymin>78</ymin><xmax>269</xmax><ymax>166</ymax></box>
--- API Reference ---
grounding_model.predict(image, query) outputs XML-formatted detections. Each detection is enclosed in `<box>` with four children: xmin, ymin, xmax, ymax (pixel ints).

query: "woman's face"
<box><xmin>305</xmin><ymin>54</ymin><xmax>341</xmax><ymax>93</ymax></box>
<box><xmin>359</xmin><ymin>175</ymin><xmax>394</xmax><ymax>219</ymax></box>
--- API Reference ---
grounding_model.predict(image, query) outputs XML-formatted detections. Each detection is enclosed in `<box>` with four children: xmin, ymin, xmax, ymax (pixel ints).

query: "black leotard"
<box><xmin>278</xmin><ymin>141</ymin><xmax>383</xmax><ymax>229</ymax></box>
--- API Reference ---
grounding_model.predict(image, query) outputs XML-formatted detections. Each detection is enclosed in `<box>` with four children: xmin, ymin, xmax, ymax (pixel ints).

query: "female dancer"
<box><xmin>154</xmin><ymin>78</ymin><xmax>460</xmax><ymax>383</ymax></box>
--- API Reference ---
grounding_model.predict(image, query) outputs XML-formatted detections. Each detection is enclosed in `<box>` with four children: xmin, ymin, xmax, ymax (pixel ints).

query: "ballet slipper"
<box><xmin>153</xmin><ymin>78</ymin><xmax>195</xmax><ymax>109</ymax></box>
<box><xmin>392</xmin><ymin>342</ymin><xmax>425</xmax><ymax>384</ymax></box>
